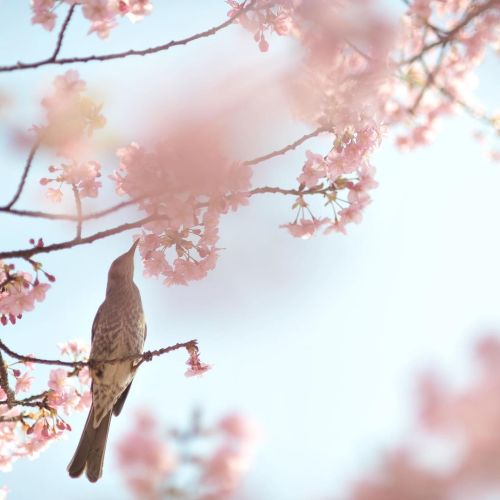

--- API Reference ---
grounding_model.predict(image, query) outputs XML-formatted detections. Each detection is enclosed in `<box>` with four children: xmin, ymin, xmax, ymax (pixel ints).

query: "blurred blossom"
<box><xmin>347</xmin><ymin>335</ymin><xmax>500</xmax><ymax>500</ymax></box>
<box><xmin>116</xmin><ymin>409</ymin><xmax>260</xmax><ymax>499</ymax></box>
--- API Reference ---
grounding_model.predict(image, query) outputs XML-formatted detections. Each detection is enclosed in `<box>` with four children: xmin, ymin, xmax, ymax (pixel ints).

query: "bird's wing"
<box><xmin>112</xmin><ymin>381</ymin><xmax>132</xmax><ymax>416</ymax></box>
<box><xmin>91</xmin><ymin>304</ymin><xmax>103</xmax><ymax>342</ymax></box>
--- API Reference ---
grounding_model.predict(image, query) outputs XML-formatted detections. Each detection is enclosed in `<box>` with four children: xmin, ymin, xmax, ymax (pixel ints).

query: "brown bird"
<box><xmin>68</xmin><ymin>240</ymin><xmax>146</xmax><ymax>482</ymax></box>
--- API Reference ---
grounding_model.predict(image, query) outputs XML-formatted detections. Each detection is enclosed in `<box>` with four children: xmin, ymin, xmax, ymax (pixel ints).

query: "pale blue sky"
<box><xmin>1</xmin><ymin>2</ymin><xmax>499</xmax><ymax>499</ymax></box>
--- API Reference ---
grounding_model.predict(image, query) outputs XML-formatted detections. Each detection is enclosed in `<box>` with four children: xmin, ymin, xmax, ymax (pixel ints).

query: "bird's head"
<box><xmin>107</xmin><ymin>239</ymin><xmax>139</xmax><ymax>285</ymax></box>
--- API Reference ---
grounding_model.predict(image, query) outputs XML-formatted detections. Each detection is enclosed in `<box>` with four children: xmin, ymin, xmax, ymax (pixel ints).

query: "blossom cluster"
<box><xmin>37</xmin><ymin>70</ymin><xmax>105</xmax><ymax>201</ymax></box>
<box><xmin>348</xmin><ymin>335</ymin><xmax>500</xmax><ymax>500</ymax></box>
<box><xmin>40</xmin><ymin>160</ymin><xmax>102</xmax><ymax>203</ymax></box>
<box><xmin>0</xmin><ymin>257</ymin><xmax>53</xmax><ymax>326</ymax></box>
<box><xmin>36</xmin><ymin>70</ymin><xmax>105</xmax><ymax>156</ymax></box>
<box><xmin>117</xmin><ymin>409</ymin><xmax>260</xmax><ymax>499</ymax></box>
<box><xmin>282</xmin><ymin>125</ymin><xmax>380</xmax><ymax>238</ymax></box>
<box><xmin>229</xmin><ymin>0</ymin><xmax>499</xmax><ymax>156</ymax></box>
<box><xmin>381</xmin><ymin>0</ymin><xmax>500</xmax><ymax>153</ymax></box>
<box><xmin>31</xmin><ymin>0</ymin><xmax>153</xmax><ymax>38</ymax></box>
<box><xmin>226</xmin><ymin>0</ymin><xmax>292</xmax><ymax>51</ymax></box>
<box><xmin>111</xmin><ymin>132</ymin><xmax>253</xmax><ymax>286</ymax></box>
<box><xmin>0</xmin><ymin>341</ymin><xmax>91</xmax><ymax>473</ymax></box>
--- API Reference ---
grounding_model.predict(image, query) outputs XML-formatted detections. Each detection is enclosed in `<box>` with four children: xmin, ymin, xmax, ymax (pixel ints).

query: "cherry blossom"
<box><xmin>40</xmin><ymin>160</ymin><xmax>102</xmax><ymax>202</ymax></box>
<box><xmin>117</xmin><ymin>409</ymin><xmax>260</xmax><ymax>499</ymax></box>
<box><xmin>0</xmin><ymin>341</ymin><xmax>90</xmax><ymax>473</ymax></box>
<box><xmin>37</xmin><ymin>70</ymin><xmax>106</xmax><ymax>157</ymax></box>
<box><xmin>31</xmin><ymin>0</ymin><xmax>153</xmax><ymax>38</ymax></box>
<box><xmin>348</xmin><ymin>335</ymin><xmax>500</xmax><ymax>500</ymax></box>
<box><xmin>185</xmin><ymin>343</ymin><xmax>212</xmax><ymax>377</ymax></box>
<box><xmin>0</xmin><ymin>260</ymin><xmax>52</xmax><ymax>326</ymax></box>
<box><xmin>111</xmin><ymin>132</ymin><xmax>253</xmax><ymax>286</ymax></box>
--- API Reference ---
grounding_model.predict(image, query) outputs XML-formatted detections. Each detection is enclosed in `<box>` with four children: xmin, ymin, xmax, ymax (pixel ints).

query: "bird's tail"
<box><xmin>67</xmin><ymin>405</ymin><xmax>112</xmax><ymax>483</ymax></box>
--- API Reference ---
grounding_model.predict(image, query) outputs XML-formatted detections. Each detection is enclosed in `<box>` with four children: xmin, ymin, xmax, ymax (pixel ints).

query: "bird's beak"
<box><xmin>128</xmin><ymin>239</ymin><xmax>140</xmax><ymax>255</ymax></box>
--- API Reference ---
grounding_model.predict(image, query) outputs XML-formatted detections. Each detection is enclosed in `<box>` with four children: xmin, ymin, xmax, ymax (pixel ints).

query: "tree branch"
<box><xmin>51</xmin><ymin>3</ymin><xmax>77</xmax><ymax>61</ymax></box>
<box><xmin>248</xmin><ymin>185</ymin><xmax>330</xmax><ymax>197</ymax></box>
<box><xmin>1</xmin><ymin>140</ymin><xmax>40</xmax><ymax>210</ymax></box>
<box><xmin>402</xmin><ymin>0</ymin><xmax>499</xmax><ymax>65</ymax></box>
<box><xmin>0</xmin><ymin>214</ymin><xmax>165</xmax><ymax>259</ymax></box>
<box><xmin>0</xmin><ymin>126</ymin><xmax>332</xmax><ymax>223</ymax></box>
<box><xmin>0</xmin><ymin>337</ymin><xmax>198</xmax><ymax>369</ymax></box>
<box><xmin>0</xmin><ymin>1</ymin><xmax>259</xmax><ymax>73</ymax></box>
<box><xmin>244</xmin><ymin>126</ymin><xmax>331</xmax><ymax>166</ymax></box>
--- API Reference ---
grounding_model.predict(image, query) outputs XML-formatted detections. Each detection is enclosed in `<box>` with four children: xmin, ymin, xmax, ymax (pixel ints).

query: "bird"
<box><xmin>67</xmin><ymin>239</ymin><xmax>146</xmax><ymax>482</ymax></box>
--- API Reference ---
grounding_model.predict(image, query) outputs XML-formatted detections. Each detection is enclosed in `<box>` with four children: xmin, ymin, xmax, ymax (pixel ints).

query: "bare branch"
<box><xmin>2</xmin><ymin>140</ymin><xmax>40</xmax><ymax>210</ymax></box>
<box><xmin>0</xmin><ymin>337</ymin><xmax>198</xmax><ymax>369</ymax></box>
<box><xmin>0</xmin><ymin>214</ymin><xmax>165</xmax><ymax>259</ymax></box>
<box><xmin>51</xmin><ymin>4</ymin><xmax>77</xmax><ymax>61</ymax></box>
<box><xmin>244</xmin><ymin>126</ymin><xmax>332</xmax><ymax>166</ymax></box>
<box><xmin>0</xmin><ymin>2</ymin><xmax>259</xmax><ymax>73</ymax></box>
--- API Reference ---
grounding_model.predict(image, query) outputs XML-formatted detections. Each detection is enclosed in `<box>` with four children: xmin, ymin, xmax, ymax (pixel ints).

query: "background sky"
<box><xmin>0</xmin><ymin>1</ymin><xmax>499</xmax><ymax>499</ymax></box>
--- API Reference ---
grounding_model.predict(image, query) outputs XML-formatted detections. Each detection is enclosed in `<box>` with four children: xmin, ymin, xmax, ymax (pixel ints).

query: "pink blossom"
<box><xmin>45</xmin><ymin>188</ymin><xmax>63</xmax><ymax>203</ymax></box>
<box><xmin>81</xmin><ymin>0</ymin><xmax>112</xmax><ymax>22</ymax></box>
<box><xmin>298</xmin><ymin>150</ymin><xmax>327</xmax><ymax>188</ymax></box>
<box><xmin>281</xmin><ymin>218</ymin><xmax>327</xmax><ymax>239</ymax></box>
<box><xmin>117</xmin><ymin>411</ymin><xmax>177</xmax><ymax>498</ymax></box>
<box><xmin>112</xmin><ymin>129</ymin><xmax>251</xmax><ymax>286</ymax></box>
<box><xmin>30</xmin><ymin>283</ymin><xmax>50</xmax><ymax>302</ymax></box>
<box><xmin>185</xmin><ymin>345</ymin><xmax>212</xmax><ymax>378</ymax></box>
<box><xmin>31</xmin><ymin>8</ymin><xmax>56</xmax><ymax>31</ymax></box>
<box><xmin>48</xmin><ymin>368</ymin><xmax>68</xmax><ymax>392</ymax></box>
<box><xmin>15</xmin><ymin>372</ymin><xmax>34</xmax><ymax>393</ymax></box>
<box><xmin>324</xmin><ymin>219</ymin><xmax>348</xmax><ymax>235</ymax></box>
<box><xmin>54</xmin><ymin>70</ymin><xmax>86</xmax><ymax>94</ymax></box>
<box><xmin>339</xmin><ymin>205</ymin><xmax>363</xmax><ymax>225</ymax></box>
<box><xmin>127</xmin><ymin>0</ymin><xmax>153</xmax><ymax>22</ymax></box>
<box><xmin>218</xmin><ymin>414</ymin><xmax>261</xmax><ymax>443</ymax></box>
<box><xmin>202</xmin><ymin>446</ymin><xmax>251</xmax><ymax>493</ymax></box>
<box><xmin>58</xmin><ymin>339</ymin><xmax>89</xmax><ymax>358</ymax></box>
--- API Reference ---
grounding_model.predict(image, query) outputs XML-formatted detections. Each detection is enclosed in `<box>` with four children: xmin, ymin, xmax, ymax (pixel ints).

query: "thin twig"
<box><xmin>0</xmin><ymin>337</ymin><xmax>197</xmax><ymax>368</ymax></box>
<box><xmin>0</xmin><ymin>2</ymin><xmax>259</xmax><ymax>73</ymax></box>
<box><xmin>244</xmin><ymin>126</ymin><xmax>331</xmax><ymax>166</ymax></box>
<box><xmin>409</xmin><ymin>44</ymin><xmax>447</xmax><ymax>115</ymax></box>
<box><xmin>2</xmin><ymin>140</ymin><xmax>40</xmax><ymax>210</ymax></box>
<box><xmin>51</xmin><ymin>4</ymin><xmax>77</xmax><ymax>61</ymax></box>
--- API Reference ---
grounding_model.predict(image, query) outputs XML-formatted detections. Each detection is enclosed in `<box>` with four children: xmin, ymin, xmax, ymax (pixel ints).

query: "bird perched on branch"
<box><xmin>68</xmin><ymin>239</ymin><xmax>146</xmax><ymax>482</ymax></box>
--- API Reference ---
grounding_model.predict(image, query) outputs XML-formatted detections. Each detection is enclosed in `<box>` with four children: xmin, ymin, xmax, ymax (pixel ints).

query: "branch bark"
<box><xmin>1</xmin><ymin>140</ymin><xmax>40</xmax><ymax>210</ymax></box>
<box><xmin>0</xmin><ymin>337</ymin><xmax>198</xmax><ymax>369</ymax></box>
<box><xmin>0</xmin><ymin>1</ymin><xmax>259</xmax><ymax>73</ymax></box>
